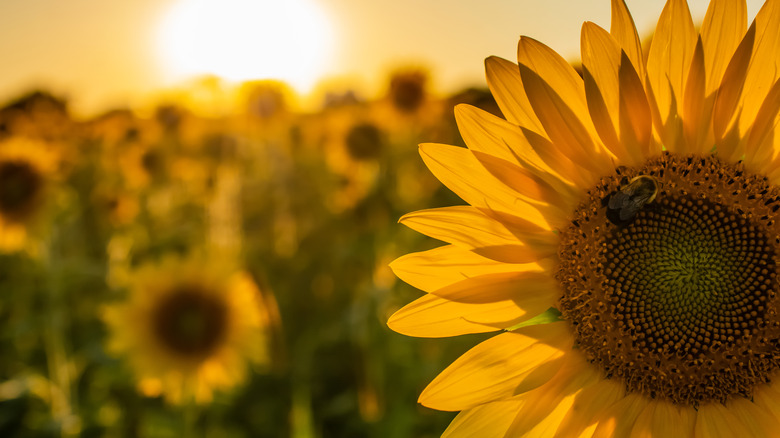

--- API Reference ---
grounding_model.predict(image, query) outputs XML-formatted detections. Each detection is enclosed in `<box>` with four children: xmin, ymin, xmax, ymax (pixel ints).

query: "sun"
<box><xmin>157</xmin><ymin>0</ymin><xmax>334</xmax><ymax>92</ymax></box>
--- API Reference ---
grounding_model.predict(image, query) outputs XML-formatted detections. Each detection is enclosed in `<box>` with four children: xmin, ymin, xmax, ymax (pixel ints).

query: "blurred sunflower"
<box><xmin>0</xmin><ymin>137</ymin><xmax>57</xmax><ymax>252</ymax></box>
<box><xmin>388</xmin><ymin>69</ymin><xmax>428</xmax><ymax>114</ymax></box>
<box><xmin>318</xmin><ymin>108</ymin><xmax>385</xmax><ymax>212</ymax></box>
<box><xmin>90</xmin><ymin>187</ymin><xmax>139</xmax><ymax>228</ymax></box>
<box><xmin>103</xmin><ymin>256</ymin><xmax>271</xmax><ymax>403</ymax></box>
<box><xmin>373</xmin><ymin>68</ymin><xmax>446</xmax><ymax>139</ymax></box>
<box><xmin>345</xmin><ymin>122</ymin><xmax>385</xmax><ymax>161</ymax></box>
<box><xmin>85</xmin><ymin>108</ymin><xmax>141</xmax><ymax>147</ymax></box>
<box><xmin>389</xmin><ymin>0</ymin><xmax>780</xmax><ymax>435</ymax></box>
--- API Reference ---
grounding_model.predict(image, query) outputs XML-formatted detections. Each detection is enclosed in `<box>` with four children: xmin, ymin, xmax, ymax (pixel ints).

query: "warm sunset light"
<box><xmin>3</xmin><ymin>1</ymin><xmax>778</xmax><ymax>436</ymax></box>
<box><xmin>157</xmin><ymin>0</ymin><xmax>334</xmax><ymax>92</ymax></box>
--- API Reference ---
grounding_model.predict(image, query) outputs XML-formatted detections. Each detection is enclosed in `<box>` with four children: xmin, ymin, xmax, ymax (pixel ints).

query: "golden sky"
<box><xmin>0</xmin><ymin>0</ymin><xmax>765</xmax><ymax>116</ymax></box>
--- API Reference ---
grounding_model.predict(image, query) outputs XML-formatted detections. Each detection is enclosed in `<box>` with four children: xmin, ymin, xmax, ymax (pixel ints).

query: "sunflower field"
<box><xmin>0</xmin><ymin>72</ymin><xmax>499</xmax><ymax>437</ymax></box>
<box><xmin>8</xmin><ymin>0</ymin><xmax>780</xmax><ymax>437</ymax></box>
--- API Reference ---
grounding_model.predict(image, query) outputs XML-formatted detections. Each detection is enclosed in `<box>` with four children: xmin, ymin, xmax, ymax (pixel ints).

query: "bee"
<box><xmin>607</xmin><ymin>175</ymin><xmax>659</xmax><ymax>222</ymax></box>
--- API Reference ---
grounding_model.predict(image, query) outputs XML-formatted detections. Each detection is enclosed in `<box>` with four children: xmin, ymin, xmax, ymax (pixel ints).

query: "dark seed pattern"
<box><xmin>557</xmin><ymin>153</ymin><xmax>780</xmax><ymax>406</ymax></box>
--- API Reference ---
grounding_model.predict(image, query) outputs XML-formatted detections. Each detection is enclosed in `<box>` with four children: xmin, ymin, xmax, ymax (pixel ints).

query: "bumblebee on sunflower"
<box><xmin>390</xmin><ymin>0</ymin><xmax>780</xmax><ymax>435</ymax></box>
<box><xmin>103</xmin><ymin>256</ymin><xmax>273</xmax><ymax>404</ymax></box>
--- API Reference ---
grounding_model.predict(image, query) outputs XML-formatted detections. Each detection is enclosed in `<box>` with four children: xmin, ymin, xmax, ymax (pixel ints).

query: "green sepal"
<box><xmin>504</xmin><ymin>307</ymin><xmax>562</xmax><ymax>331</ymax></box>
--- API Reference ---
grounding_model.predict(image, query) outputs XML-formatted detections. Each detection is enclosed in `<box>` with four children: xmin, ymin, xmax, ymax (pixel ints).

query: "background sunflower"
<box><xmin>102</xmin><ymin>256</ymin><xmax>272</xmax><ymax>404</ymax></box>
<box><xmin>0</xmin><ymin>137</ymin><xmax>60</xmax><ymax>253</ymax></box>
<box><xmin>3</xmin><ymin>0</ymin><xmax>774</xmax><ymax>436</ymax></box>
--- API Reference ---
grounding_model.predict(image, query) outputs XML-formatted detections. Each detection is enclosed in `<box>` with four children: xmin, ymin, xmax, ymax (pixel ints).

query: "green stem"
<box><xmin>41</xmin><ymin>230</ymin><xmax>77</xmax><ymax>437</ymax></box>
<box><xmin>291</xmin><ymin>339</ymin><xmax>315</xmax><ymax>438</ymax></box>
<box><xmin>183</xmin><ymin>402</ymin><xmax>199</xmax><ymax>438</ymax></box>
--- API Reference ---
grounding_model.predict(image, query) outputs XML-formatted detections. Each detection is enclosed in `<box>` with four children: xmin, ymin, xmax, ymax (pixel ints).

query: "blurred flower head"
<box><xmin>0</xmin><ymin>137</ymin><xmax>58</xmax><ymax>252</ymax></box>
<box><xmin>102</xmin><ymin>255</ymin><xmax>271</xmax><ymax>404</ymax></box>
<box><xmin>241</xmin><ymin>80</ymin><xmax>293</xmax><ymax>120</ymax></box>
<box><xmin>0</xmin><ymin>90</ymin><xmax>73</xmax><ymax>142</ymax></box>
<box><xmin>155</xmin><ymin>104</ymin><xmax>185</xmax><ymax>134</ymax></box>
<box><xmin>85</xmin><ymin>108</ymin><xmax>142</xmax><ymax>146</ymax></box>
<box><xmin>91</xmin><ymin>187</ymin><xmax>140</xmax><ymax>228</ymax></box>
<box><xmin>388</xmin><ymin>69</ymin><xmax>428</xmax><ymax>113</ymax></box>
<box><xmin>344</xmin><ymin>121</ymin><xmax>384</xmax><ymax>161</ymax></box>
<box><xmin>319</xmin><ymin>113</ymin><xmax>383</xmax><ymax>212</ymax></box>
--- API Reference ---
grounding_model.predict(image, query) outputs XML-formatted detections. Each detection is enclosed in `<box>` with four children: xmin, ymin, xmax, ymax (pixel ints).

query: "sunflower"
<box><xmin>0</xmin><ymin>137</ymin><xmax>57</xmax><ymax>252</ymax></box>
<box><xmin>388</xmin><ymin>69</ymin><xmax>429</xmax><ymax>114</ymax></box>
<box><xmin>316</xmin><ymin>105</ymin><xmax>384</xmax><ymax>212</ymax></box>
<box><xmin>102</xmin><ymin>256</ymin><xmax>271</xmax><ymax>404</ymax></box>
<box><xmin>389</xmin><ymin>0</ymin><xmax>780</xmax><ymax>435</ymax></box>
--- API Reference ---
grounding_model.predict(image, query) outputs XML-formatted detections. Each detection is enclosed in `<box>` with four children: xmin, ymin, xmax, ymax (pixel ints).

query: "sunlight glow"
<box><xmin>157</xmin><ymin>0</ymin><xmax>334</xmax><ymax>92</ymax></box>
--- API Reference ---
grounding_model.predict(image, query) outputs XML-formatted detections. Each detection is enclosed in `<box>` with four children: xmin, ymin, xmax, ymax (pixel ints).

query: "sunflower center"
<box><xmin>558</xmin><ymin>153</ymin><xmax>780</xmax><ymax>406</ymax></box>
<box><xmin>152</xmin><ymin>287</ymin><xmax>229</xmax><ymax>358</ymax></box>
<box><xmin>0</xmin><ymin>160</ymin><xmax>42</xmax><ymax>220</ymax></box>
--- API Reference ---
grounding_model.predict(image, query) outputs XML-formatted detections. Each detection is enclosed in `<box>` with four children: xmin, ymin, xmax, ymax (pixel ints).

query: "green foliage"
<box><xmin>0</xmin><ymin>83</ymin><xmax>500</xmax><ymax>437</ymax></box>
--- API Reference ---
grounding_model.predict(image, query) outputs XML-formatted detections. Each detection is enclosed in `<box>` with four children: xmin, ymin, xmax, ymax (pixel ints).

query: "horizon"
<box><xmin>1</xmin><ymin>0</ymin><xmax>759</xmax><ymax>118</ymax></box>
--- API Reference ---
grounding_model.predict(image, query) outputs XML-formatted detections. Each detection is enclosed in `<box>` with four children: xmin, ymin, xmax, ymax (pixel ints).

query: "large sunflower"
<box><xmin>103</xmin><ymin>256</ymin><xmax>271</xmax><ymax>404</ymax></box>
<box><xmin>389</xmin><ymin>0</ymin><xmax>780</xmax><ymax>435</ymax></box>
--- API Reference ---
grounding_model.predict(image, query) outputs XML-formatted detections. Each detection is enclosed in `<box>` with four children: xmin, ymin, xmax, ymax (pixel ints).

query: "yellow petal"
<box><xmin>726</xmin><ymin>397</ymin><xmax>780</xmax><ymax>437</ymax></box>
<box><xmin>504</xmin><ymin>352</ymin><xmax>602</xmax><ymax>436</ymax></box>
<box><xmin>390</xmin><ymin>244</ymin><xmax>543</xmax><ymax>293</ymax></box>
<box><xmin>519</xmin><ymin>123</ymin><xmax>599</xmax><ymax>189</ymax></box>
<box><xmin>387</xmin><ymin>292</ymin><xmax>524</xmax><ymax>337</ymax></box>
<box><xmin>431</xmin><ymin>270</ymin><xmax>558</xmax><ymax>305</ymax></box>
<box><xmin>629</xmin><ymin>399</ymin><xmax>696</xmax><ymax>438</ymax></box>
<box><xmin>484</xmin><ymin>56</ymin><xmax>544</xmax><ymax>132</ymax></box>
<box><xmin>646</xmin><ymin>0</ymin><xmax>696</xmax><ymax>150</ymax></box>
<box><xmin>514</xmin><ymin>392</ymin><xmax>578</xmax><ymax>437</ymax></box>
<box><xmin>443</xmin><ymin>397</ymin><xmax>525</xmax><ymax>438</ymax></box>
<box><xmin>400</xmin><ymin>205</ymin><xmax>547</xmax><ymax>246</ymax></box>
<box><xmin>517</xmin><ymin>63</ymin><xmax>614</xmax><ymax>181</ymax></box>
<box><xmin>455</xmin><ymin>103</ymin><xmax>528</xmax><ymax>167</ymax></box>
<box><xmin>735</xmin><ymin>0</ymin><xmax>780</xmax><ymax>136</ymax></box>
<box><xmin>744</xmin><ymin>78</ymin><xmax>780</xmax><ymax>172</ymax></box>
<box><xmin>618</xmin><ymin>51</ymin><xmax>655</xmax><ymax>160</ymax></box>
<box><xmin>457</xmin><ymin>91</ymin><xmax>593</xmax><ymax>188</ymax></box>
<box><xmin>581</xmin><ymin>23</ymin><xmax>624</xmax><ymax>160</ymax></box>
<box><xmin>419</xmin><ymin>323</ymin><xmax>572</xmax><ymax>411</ymax></box>
<box><xmin>591</xmin><ymin>393</ymin><xmax>649</xmax><ymax>438</ymax></box>
<box><xmin>694</xmin><ymin>403</ymin><xmax>745</xmax><ymax>438</ymax></box>
<box><xmin>682</xmin><ymin>37</ymin><xmax>710</xmax><ymax>153</ymax></box>
<box><xmin>609</xmin><ymin>0</ymin><xmax>645</xmax><ymax>81</ymax></box>
<box><xmin>712</xmin><ymin>21</ymin><xmax>755</xmax><ymax>147</ymax></box>
<box><xmin>419</xmin><ymin>143</ymin><xmax>552</xmax><ymax>229</ymax></box>
<box><xmin>389</xmin><ymin>270</ymin><xmax>559</xmax><ymax>337</ymax></box>
<box><xmin>517</xmin><ymin>37</ymin><xmax>614</xmax><ymax>179</ymax></box>
<box><xmin>399</xmin><ymin>206</ymin><xmax>557</xmax><ymax>263</ymax></box>
<box><xmin>767</xmin><ymin>146</ymin><xmax>780</xmax><ymax>183</ymax></box>
<box><xmin>700</xmin><ymin>0</ymin><xmax>747</xmax><ymax>96</ymax></box>
<box><xmin>471</xmin><ymin>150</ymin><xmax>579</xmax><ymax>217</ymax></box>
<box><xmin>554</xmin><ymin>378</ymin><xmax>626</xmax><ymax>437</ymax></box>
<box><xmin>455</xmin><ymin>104</ymin><xmax>580</xmax><ymax>198</ymax></box>
<box><xmin>517</xmin><ymin>36</ymin><xmax>590</xmax><ymax>129</ymax></box>
<box><xmin>581</xmin><ymin>22</ymin><xmax>644</xmax><ymax>166</ymax></box>
<box><xmin>753</xmin><ymin>382</ymin><xmax>780</xmax><ymax>425</ymax></box>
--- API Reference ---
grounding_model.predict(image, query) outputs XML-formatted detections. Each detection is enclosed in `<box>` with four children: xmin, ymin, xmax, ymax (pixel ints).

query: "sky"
<box><xmin>0</xmin><ymin>0</ymin><xmax>767</xmax><ymax>117</ymax></box>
